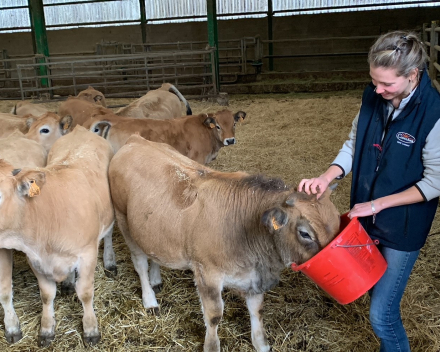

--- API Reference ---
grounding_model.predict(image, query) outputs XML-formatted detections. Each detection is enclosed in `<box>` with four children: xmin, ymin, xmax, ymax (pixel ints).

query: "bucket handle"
<box><xmin>334</xmin><ymin>239</ymin><xmax>380</xmax><ymax>248</ymax></box>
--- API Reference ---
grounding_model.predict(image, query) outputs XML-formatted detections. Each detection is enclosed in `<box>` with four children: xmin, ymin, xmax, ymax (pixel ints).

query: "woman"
<box><xmin>298</xmin><ymin>30</ymin><xmax>440</xmax><ymax>351</ymax></box>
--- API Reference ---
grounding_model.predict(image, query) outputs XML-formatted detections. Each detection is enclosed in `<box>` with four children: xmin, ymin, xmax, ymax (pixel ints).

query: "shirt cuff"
<box><xmin>330</xmin><ymin>164</ymin><xmax>346</xmax><ymax>179</ymax></box>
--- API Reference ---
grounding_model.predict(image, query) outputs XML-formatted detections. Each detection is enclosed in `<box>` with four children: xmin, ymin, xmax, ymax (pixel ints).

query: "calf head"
<box><xmin>77</xmin><ymin>86</ymin><xmax>107</xmax><ymax>107</ymax></box>
<box><xmin>203</xmin><ymin>110</ymin><xmax>246</xmax><ymax>146</ymax></box>
<box><xmin>0</xmin><ymin>160</ymin><xmax>45</xmax><ymax>229</ymax></box>
<box><xmin>26</xmin><ymin>112</ymin><xmax>73</xmax><ymax>153</ymax></box>
<box><xmin>261</xmin><ymin>187</ymin><xmax>340</xmax><ymax>266</ymax></box>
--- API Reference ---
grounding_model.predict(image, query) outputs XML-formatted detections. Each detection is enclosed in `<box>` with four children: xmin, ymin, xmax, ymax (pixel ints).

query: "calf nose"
<box><xmin>224</xmin><ymin>138</ymin><xmax>236</xmax><ymax>146</ymax></box>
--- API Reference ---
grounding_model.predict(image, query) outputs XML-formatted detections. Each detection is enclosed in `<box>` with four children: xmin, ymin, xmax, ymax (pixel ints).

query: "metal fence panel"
<box><xmin>12</xmin><ymin>49</ymin><xmax>217</xmax><ymax>99</ymax></box>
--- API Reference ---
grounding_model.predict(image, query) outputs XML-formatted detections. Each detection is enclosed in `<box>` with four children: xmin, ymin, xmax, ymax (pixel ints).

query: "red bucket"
<box><xmin>291</xmin><ymin>213</ymin><xmax>387</xmax><ymax>305</ymax></box>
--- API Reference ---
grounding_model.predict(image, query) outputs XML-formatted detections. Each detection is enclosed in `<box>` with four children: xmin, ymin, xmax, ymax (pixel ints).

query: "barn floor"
<box><xmin>0</xmin><ymin>91</ymin><xmax>439</xmax><ymax>352</ymax></box>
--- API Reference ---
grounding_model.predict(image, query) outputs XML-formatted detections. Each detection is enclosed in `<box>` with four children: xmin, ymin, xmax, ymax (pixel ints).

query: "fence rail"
<box><xmin>423</xmin><ymin>20</ymin><xmax>440</xmax><ymax>93</ymax></box>
<box><xmin>6</xmin><ymin>49</ymin><xmax>218</xmax><ymax>99</ymax></box>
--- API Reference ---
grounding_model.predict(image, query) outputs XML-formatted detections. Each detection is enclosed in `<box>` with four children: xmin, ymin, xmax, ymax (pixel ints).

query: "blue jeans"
<box><xmin>369</xmin><ymin>246</ymin><xmax>420</xmax><ymax>352</ymax></box>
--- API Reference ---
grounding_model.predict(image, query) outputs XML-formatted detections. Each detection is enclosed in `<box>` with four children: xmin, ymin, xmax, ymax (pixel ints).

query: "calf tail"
<box><xmin>168</xmin><ymin>84</ymin><xmax>192</xmax><ymax>115</ymax></box>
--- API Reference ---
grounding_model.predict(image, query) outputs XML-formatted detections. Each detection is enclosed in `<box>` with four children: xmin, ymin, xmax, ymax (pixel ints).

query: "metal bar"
<box><xmin>268</xmin><ymin>0</ymin><xmax>274</xmax><ymax>71</ymax></box>
<box><xmin>17</xmin><ymin>66</ymin><xmax>24</xmax><ymax>100</ymax></box>
<box><xmin>139</xmin><ymin>0</ymin><xmax>147</xmax><ymax>44</ymax></box>
<box><xmin>207</xmin><ymin>0</ymin><xmax>220</xmax><ymax>92</ymax></box>
<box><xmin>272</xmin><ymin>1</ymin><xmax>440</xmax><ymax>14</ymax></box>
<box><xmin>28</xmin><ymin>0</ymin><xmax>49</xmax><ymax>88</ymax></box>
<box><xmin>263</xmin><ymin>52</ymin><xmax>369</xmax><ymax>58</ymax></box>
<box><xmin>263</xmin><ymin>35</ymin><xmax>378</xmax><ymax>43</ymax></box>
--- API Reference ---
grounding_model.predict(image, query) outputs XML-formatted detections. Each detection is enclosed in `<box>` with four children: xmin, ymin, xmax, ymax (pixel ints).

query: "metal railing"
<box><xmin>14</xmin><ymin>49</ymin><xmax>217</xmax><ymax>99</ymax></box>
<box><xmin>423</xmin><ymin>20</ymin><xmax>440</xmax><ymax>93</ymax></box>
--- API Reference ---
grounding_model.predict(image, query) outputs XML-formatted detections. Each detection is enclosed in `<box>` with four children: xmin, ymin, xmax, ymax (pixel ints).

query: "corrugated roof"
<box><xmin>0</xmin><ymin>0</ymin><xmax>438</xmax><ymax>32</ymax></box>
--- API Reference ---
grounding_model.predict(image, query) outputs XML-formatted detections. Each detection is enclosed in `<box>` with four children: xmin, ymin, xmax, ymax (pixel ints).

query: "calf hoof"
<box><xmin>104</xmin><ymin>265</ymin><xmax>117</xmax><ymax>278</ymax></box>
<box><xmin>61</xmin><ymin>282</ymin><xmax>76</xmax><ymax>296</ymax></box>
<box><xmin>38</xmin><ymin>333</ymin><xmax>55</xmax><ymax>347</ymax></box>
<box><xmin>150</xmin><ymin>307</ymin><xmax>160</xmax><ymax>316</ymax></box>
<box><xmin>152</xmin><ymin>283</ymin><xmax>163</xmax><ymax>294</ymax></box>
<box><xmin>5</xmin><ymin>330</ymin><xmax>23</xmax><ymax>344</ymax></box>
<box><xmin>83</xmin><ymin>332</ymin><xmax>101</xmax><ymax>346</ymax></box>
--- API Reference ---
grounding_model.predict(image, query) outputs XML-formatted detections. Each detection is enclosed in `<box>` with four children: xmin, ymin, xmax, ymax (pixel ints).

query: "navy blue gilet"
<box><xmin>351</xmin><ymin>71</ymin><xmax>440</xmax><ymax>251</ymax></box>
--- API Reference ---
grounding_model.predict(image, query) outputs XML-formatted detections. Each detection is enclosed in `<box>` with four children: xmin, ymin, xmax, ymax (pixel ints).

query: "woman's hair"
<box><xmin>368</xmin><ymin>30</ymin><xmax>428</xmax><ymax>77</ymax></box>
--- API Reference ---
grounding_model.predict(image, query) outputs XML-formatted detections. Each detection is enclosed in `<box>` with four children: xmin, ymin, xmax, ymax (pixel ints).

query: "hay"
<box><xmin>0</xmin><ymin>91</ymin><xmax>439</xmax><ymax>351</ymax></box>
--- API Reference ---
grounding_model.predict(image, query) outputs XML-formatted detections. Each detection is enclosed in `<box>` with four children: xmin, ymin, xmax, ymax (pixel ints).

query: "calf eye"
<box><xmin>216</xmin><ymin>125</ymin><xmax>221</xmax><ymax>130</ymax></box>
<box><xmin>299</xmin><ymin>230</ymin><xmax>312</xmax><ymax>241</ymax></box>
<box><xmin>40</xmin><ymin>128</ymin><xmax>50</xmax><ymax>134</ymax></box>
<box><xmin>94</xmin><ymin>128</ymin><xmax>100</xmax><ymax>133</ymax></box>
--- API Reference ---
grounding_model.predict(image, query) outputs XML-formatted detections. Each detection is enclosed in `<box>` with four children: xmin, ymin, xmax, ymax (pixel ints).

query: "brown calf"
<box><xmin>109</xmin><ymin>135</ymin><xmax>340</xmax><ymax>352</ymax></box>
<box><xmin>57</xmin><ymin>86</ymin><xmax>108</xmax><ymax>127</ymax></box>
<box><xmin>86</xmin><ymin>109</ymin><xmax>246</xmax><ymax>164</ymax></box>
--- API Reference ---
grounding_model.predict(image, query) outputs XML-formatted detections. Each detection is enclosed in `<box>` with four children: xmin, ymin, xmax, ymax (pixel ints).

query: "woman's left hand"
<box><xmin>348</xmin><ymin>201</ymin><xmax>379</xmax><ymax>219</ymax></box>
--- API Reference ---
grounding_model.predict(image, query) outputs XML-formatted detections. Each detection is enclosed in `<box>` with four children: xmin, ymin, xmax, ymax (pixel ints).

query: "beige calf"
<box><xmin>0</xmin><ymin>131</ymin><xmax>47</xmax><ymax>343</ymax></box>
<box><xmin>0</xmin><ymin>126</ymin><xmax>114</xmax><ymax>346</ymax></box>
<box><xmin>116</xmin><ymin>83</ymin><xmax>192</xmax><ymax>119</ymax></box>
<box><xmin>109</xmin><ymin>136</ymin><xmax>340</xmax><ymax>352</ymax></box>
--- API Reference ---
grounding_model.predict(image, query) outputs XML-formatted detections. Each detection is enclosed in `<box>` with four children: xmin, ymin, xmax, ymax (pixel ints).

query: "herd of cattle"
<box><xmin>0</xmin><ymin>84</ymin><xmax>341</xmax><ymax>352</ymax></box>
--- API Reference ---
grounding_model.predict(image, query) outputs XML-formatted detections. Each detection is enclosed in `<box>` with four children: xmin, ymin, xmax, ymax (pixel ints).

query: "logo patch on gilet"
<box><xmin>396</xmin><ymin>132</ymin><xmax>416</xmax><ymax>146</ymax></box>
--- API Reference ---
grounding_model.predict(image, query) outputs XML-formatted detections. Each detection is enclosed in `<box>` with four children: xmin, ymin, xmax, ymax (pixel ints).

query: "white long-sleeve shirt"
<box><xmin>332</xmin><ymin>89</ymin><xmax>440</xmax><ymax>201</ymax></box>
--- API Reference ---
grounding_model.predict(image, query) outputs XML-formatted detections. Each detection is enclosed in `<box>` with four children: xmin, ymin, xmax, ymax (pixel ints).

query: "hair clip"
<box><xmin>392</xmin><ymin>45</ymin><xmax>401</xmax><ymax>52</ymax></box>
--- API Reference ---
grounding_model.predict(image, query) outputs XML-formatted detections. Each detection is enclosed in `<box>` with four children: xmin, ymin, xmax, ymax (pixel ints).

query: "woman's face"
<box><xmin>369</xmin><ymin>65</ymin><xmax>417</xmax><ymax>101</ymax></box>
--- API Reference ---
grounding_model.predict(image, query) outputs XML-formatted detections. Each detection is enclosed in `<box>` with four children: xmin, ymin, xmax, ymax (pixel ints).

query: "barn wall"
<box><xmin>0</xmin><ymin>7</ymin><xmax>436</xmax><ymax>73</ymax></box>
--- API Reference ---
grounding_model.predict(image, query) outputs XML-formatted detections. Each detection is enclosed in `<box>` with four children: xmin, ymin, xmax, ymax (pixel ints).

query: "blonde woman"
<box><xmin>299</xmin><ymin>31</ymin><xmax>440</xmax><ymax>352</ymax></box>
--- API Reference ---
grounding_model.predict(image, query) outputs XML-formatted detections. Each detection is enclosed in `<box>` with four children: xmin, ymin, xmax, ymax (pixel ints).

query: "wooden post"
<box><xmin>429</xmin><ymin>20</ymin><xmax>438</xmax><ymax>87</ymax></box>
<box><xmin>268</xmin><ymin>0</ymin><xmax>274</xmax><ymax>71</ymax></box>
<box><xmin>207</xmin><ymin>0</ymin><xmax>220</xmax><ymax>92</ymax></box>
<box><xmin>28</xmin><ymin>0</ymin><xmax>49</xmax><ymax>88</ymax></box>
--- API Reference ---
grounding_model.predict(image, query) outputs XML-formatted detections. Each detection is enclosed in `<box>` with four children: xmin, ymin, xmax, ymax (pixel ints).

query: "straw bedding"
<box><xmin>0</xmin><ymin>91</ymin><xmax>439</xmax><ymax>352</ymax></box>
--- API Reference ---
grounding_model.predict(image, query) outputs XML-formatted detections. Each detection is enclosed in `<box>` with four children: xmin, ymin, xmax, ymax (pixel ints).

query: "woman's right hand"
<box><xmin>298</xmin><ymin>176</ymin><xmax>330</xmax><ymax>199</ymax></box>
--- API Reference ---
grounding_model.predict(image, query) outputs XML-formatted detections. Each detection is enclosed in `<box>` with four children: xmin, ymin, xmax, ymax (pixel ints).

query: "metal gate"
<box><xmin>14</xmin><ymin>48</ymin><xmax>218</xmax><ymax>99</ymax></box>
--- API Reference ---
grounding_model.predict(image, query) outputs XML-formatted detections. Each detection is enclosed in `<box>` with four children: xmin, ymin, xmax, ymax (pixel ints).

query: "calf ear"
<box><xmin>26</xmin><ymin>117</ymin><xmax>36</xmax><ymax>128</ymax></box>
<box><xmin>94</xmin><ymin>95</ymin><xmax>103</xmax><ymax>102</ymax></box>
<box><xmin>234</xmin><ymin>111</ymin><xmax>246</xmax><ymax>122</ymax></box>
<box><xmin>203</xmin><ymin>116</ymin><xmax>216</xmax><ymax>129</ymax></box>
<box><xmin>262</xmin><ymin>207</ymin><xmax>288</xmax><ymax>234</ymax></box>
<box><xmin>91</xmin><ymin>121</ymin><xmax>112</xmax><ymax>138</ymax></box>
<box><xmin>16</xmin><ymin>171</ymin><xmax>46</xmax><ymax>198</ymax></box>
<box><xmin>60</xmin><ymin>115</ymin><xmax>73</xmax><ymax>135</ymax></box>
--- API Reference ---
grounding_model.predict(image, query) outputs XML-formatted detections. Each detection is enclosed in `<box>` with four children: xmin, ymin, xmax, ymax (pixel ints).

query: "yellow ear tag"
<box><xmin>28</xmin><ymin>180</ymin><xmax>40</xmax><ymax>197</ymax></box>
<box><xmin>271</xmin><ymin>217</ymin><xmax>281</xmax><ymax>230</ymax></box>
<box><xmin>209</xmin><ymin>123</ymin><xmax>215</xmax><ymax>129</ymax></box>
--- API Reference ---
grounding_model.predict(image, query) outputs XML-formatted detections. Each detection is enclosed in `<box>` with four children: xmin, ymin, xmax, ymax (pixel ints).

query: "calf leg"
<box><xmin>28</xmin><ymin>265</ymin><xmax>57</xmax><ymax>347</ymax></box>
<box><xmin>194</xmin><ymin>268</ymin><xmax>224</xmax><ymax>352</ymax></box>
<box><xmin>149</xmin><ymin>261</ymin><xmax>163</xmax><ymax>293</ymax></box>
<box><xmin>245</xmin><ymin>293</ymin><xmax>270</xmax><ymax>352</ymax></box>
<box><xmin>115</xmin><ymin>211</ymin><xmax>159</xmax><ymax>313</ymax></box>
<box><xmin>0</xmin><ymin>249</ymin><xmax>22</xmax><ymax>343</ymax></box>
<box><xmin>102</xmin><ymin>222</ymin><xmax>117</xmax><ymax>277</ymax></box>
<box><xmin>76</xmin><ymin>252</ymin><xmax>100</xmax><ymax>345</ymax></box>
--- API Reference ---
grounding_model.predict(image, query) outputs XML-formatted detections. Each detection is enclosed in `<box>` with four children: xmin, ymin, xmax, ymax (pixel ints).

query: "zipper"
<box><xmin>375</xmin><ymin>107</ymin><xmax>396</xmax><ymax>172</ymax></box>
